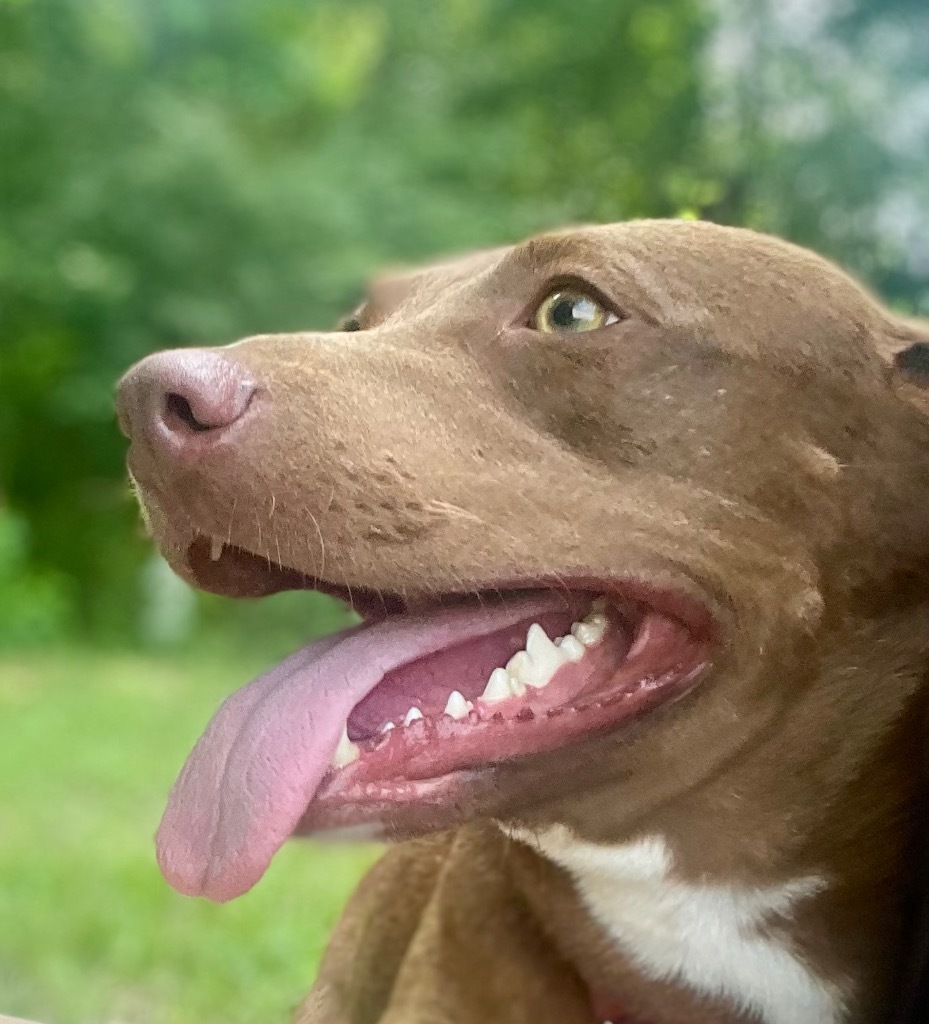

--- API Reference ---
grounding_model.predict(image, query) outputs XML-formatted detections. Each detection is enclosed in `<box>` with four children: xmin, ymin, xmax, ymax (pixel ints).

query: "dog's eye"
<box><xmin>532</xmin><ymin>289</ymin><xmax>619</xmax><ymax>334</ymax></box>
<box><xmin>339</xmin><ymin>316</ymin><xmax>363</xmax><ymax>332</ymax></box>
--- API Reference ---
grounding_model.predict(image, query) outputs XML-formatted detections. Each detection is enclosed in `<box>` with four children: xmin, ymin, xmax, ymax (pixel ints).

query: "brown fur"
<box><xmin>118</xmin><ymin>221</ymin><xmax>929</xmax><ymax>1023</ymax></box>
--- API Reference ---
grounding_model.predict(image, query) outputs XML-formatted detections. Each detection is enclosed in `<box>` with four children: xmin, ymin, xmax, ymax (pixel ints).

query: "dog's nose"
<box><xmin>116</xmin><ymin>349</ymin><xmax>258</xmax><ymax>450</ymax></box>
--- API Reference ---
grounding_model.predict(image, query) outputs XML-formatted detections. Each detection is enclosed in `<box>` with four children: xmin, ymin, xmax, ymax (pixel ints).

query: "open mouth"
<box><xmin>156</xmin><ymin>536</ymin><xmax>715</xmax><ymax>903</ymax></box>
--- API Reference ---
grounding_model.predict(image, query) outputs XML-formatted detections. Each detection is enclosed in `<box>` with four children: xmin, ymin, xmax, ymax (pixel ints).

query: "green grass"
<box><xmin>0</xmin><ymin>649</ymin><xmax>379</xmax><ymax>1024</ymax></box>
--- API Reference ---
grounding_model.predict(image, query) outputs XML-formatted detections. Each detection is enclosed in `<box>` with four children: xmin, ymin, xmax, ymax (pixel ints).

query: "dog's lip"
<box><xmin>183</xmin><ymin>534</ymin><xmax>719</xmax><ymax>638</ymax></box>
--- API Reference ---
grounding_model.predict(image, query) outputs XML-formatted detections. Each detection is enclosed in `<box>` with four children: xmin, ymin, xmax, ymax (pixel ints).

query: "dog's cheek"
<box><xmin>491</xmin><ymin>330</ymin><xmax>755</xmax><ymax>483</ymax></box>
<box><xmin>489</xmin><ymin>334</ymin><xmax>669</xmax><ymax>471</ymax></box>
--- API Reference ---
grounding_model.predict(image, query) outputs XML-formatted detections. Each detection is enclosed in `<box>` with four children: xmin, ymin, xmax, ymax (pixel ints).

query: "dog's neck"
<box><xmin>504</xmin><ymin>602</ymin><xmax>929</xmax><ymax>1024</ymax></box>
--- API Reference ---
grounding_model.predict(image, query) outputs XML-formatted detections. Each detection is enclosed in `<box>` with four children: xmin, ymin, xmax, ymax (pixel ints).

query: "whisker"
<box><xmin>253</xmin><ymin>508</ymin><xmax>271</xmax><ymax>571</ymax></box>
<box><xmin>307</xmin><ymin>509</ymin><xmax>327</xmax><ymax>580</ymax></box>
<box><xmin>225</xmin><ymin>498</ymin><xmax>238</xmax><ymax>546</ymax></box>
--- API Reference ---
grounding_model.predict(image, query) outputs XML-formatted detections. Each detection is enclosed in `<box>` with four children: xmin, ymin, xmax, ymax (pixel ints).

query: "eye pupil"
<box><xmin>551</xmin><ymin>299</ymin><xmax>579</xmax><ymax>328</ymax></box>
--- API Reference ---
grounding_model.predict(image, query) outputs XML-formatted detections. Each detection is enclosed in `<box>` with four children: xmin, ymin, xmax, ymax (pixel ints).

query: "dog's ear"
<box><xmin>879</xmin><ymin>316</ymin><xmax>929</xmax><ymax>415</ymax></box>
<box><xmin>880</xmin><ymin>319</ymin><xmax>929</xmax><ymax>1024</ymax></box>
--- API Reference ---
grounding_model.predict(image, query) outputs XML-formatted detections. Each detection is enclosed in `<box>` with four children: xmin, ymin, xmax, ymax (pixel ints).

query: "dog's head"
<box><xmin>117</xmin><ymin>220</ymin><xmax>929</xmax><ymax>901</ymax></box>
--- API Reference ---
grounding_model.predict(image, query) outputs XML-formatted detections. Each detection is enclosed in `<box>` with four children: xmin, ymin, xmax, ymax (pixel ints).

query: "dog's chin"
<box><xmin>153</xmin><ymin>531</ymin><xmax>716</xmax><ymax>902</ymax></box>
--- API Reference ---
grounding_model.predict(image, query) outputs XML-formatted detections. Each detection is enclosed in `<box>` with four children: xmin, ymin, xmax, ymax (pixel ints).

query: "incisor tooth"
<box><xmin>332</xmin><ymin>726</ymin><xmax>359</xmax><ymax>768</ymax></box>
<box><xmin>444</xmin><ymin>690</ymin><xmax>471</xmax><ymax>719</ymax></box>
<box><xmin>209</xmin><ymin>537</ymin><xmax>224</xmax><ymax>561</ymax></box>
<box><xmin>482</xmin><ymin>668</ymin><xmax>515</xmax><ymax>703</ymax></box>
<box><xmin>380</xmin><ymin>721</ymin><xmax>395</xmax><ymax>733</ymax></box>
<box><xmin>403</xmin><ymin>706</ymin><xmax>424</xmax><ymax>726</ymax></box>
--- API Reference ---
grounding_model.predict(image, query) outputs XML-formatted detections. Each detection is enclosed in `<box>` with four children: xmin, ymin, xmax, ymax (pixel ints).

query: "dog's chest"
<box><xmin>508</xmin><ymin>826</ymin><xmax>843</xmax><ymax>1024</ymax></box>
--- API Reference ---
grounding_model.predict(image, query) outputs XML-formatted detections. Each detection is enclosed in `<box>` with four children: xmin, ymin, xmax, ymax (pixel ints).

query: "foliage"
<box><xmin>0</xmin><ymin>0</ymin><xmax>926</xmax><ymax>643</ymax></box>
<box><xmin>0</xmin><ymin>506</ymin><xmax>72</xmax><ymax>647</ymax></box>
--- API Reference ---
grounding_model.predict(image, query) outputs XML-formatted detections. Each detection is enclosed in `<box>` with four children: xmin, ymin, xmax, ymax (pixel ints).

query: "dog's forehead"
<box><xmin>364</xmin><ymin>245</ymin><xmax>511</xmax><ymax>320</ymax></box>
<box><xmin>366</xmin><ymin>220</ymin><xmax>891</xmax><ymax>378</ymax></box>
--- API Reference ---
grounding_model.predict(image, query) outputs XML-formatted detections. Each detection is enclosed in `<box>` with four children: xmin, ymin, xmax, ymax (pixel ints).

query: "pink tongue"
<box><xmin>156</xmin><ymin>595</ymin><xmax>581</xmax><ymax>902</ymax></box>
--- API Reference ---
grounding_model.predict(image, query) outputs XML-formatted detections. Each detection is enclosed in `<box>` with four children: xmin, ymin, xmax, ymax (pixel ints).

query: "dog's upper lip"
<box><xmin>182</xmin><ymin>533</ymin><xmax>721</xmax><ymax>639</ymax></box>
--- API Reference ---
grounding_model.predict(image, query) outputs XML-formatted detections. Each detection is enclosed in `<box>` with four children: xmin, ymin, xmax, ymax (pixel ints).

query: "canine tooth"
<box><xmin>209</xmin><ymin>537</ymin><xmax>224</xmax><ymax>561</ymax></box>
<box><xmin>526</xmin><ymin>624</ymin><xmax>563</xmax><ymax>667</ymax></box>
<box><xmin>403</xmin><ymin>706</ymin><xmax>423</xmax><ymax>726</ymax></box>
<box><xmin>379</xmin><ymin>721</ymin><xmax>395</xmax><ymax>733</ymax></box>
<box><xmin>482</xmin><ymin>668</ymin><xmax>515</xmax><ymax>703</ymax></box>
<box><xmin>558</xmin><ymin>635</ymin><xmax>586</xmax><ymax>661</ymax></box>
<box><xmin>572</xmin><ymin>621</ymin><xmax>605</xmax><ymax>646</ymax></box>
<box><xmin>332</xmin><ymin>726</ymin><xmax>359</xmax><ymax>768</ymax></box>
<box><xmin>444</xmin><ymin>690</ymin><xmax>470</xmax><ymax>720</ymax></box>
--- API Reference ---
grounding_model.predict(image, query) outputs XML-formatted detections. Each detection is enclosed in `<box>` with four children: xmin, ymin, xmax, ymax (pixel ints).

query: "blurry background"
<box><xmin>0</xmin><ymin>0</ymin><xmax>926</xmax><ymax>1021</ymax></box>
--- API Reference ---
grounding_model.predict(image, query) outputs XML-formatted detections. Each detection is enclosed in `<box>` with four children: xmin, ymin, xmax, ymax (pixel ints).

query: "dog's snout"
<box><xmin>116</xmin><ymin>349</ymin><xmax>258</xmax><ymax>451</ymax></box>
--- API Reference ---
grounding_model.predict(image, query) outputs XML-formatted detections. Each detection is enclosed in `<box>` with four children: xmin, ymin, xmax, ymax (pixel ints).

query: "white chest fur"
<box><xmin>505</xmin><ymin>825</ymin><xmax>843</xmax><ymax>1024</ymax></box>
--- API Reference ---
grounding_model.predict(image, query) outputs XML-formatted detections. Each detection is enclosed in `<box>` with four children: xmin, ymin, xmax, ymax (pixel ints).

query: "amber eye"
<box><xmin>533</xmin><ymin>288</ymin><xmax>619</xmax><ymax>334</ymax></box>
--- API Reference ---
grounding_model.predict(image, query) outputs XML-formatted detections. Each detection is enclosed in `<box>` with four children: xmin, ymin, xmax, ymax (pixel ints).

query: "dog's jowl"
<box><xmin>117</xmin><ymin>220</ymin><xmax>929</xmax><ymax>1024</ymax></box>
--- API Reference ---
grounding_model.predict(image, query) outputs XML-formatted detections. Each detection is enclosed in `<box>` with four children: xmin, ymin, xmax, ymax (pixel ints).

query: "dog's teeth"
<box><xmin>504</xmin><ymin>652</ymin><xmax>534</xmax><ymax>692</ymax></box>
<box><xmin>578</xmin><ymin>602</ymin><xmax>609</xmax><ymax>640</ymax></box>
<box><xmin>332</xmin><ymin>726</ymin><xmax>360</xmax><ymax>768</ymax></box>
<box><xmin>379</xmin><ymin>721</ymin><xmax>395</xmax><ymax>734</ymax></box>
<box><xmin>508</xmin><ymin>643</ymin><xmax>555</xmax><ymax>690</ymax></box>
<box><xmin>568</xmin><ymin>600</ymin><xmax>610</xmax><ymax>647</ymax></box>
<box><xmin>525</xmin><ymin>624</ymin><xmax>564</xmax><ymax>683</ymax></box>
<box><xmin>505</xmin><ymin>651</ymin><xmax>529</xmax><ymax>677</ymax></box>
<box><xmin>482</xmin><ymin>668</ymin><xmax>516</xmax><ymax>703</ymax></box>
<box><xmin>209</xmin><ymin>537</ymin><xmax>225</xmax><ymax>561</ymax></box>
<box><xmin>444</xmin><ymin>690</ymin><xmax>471</xmax><ymax>720</ymax></box>
<box><xmin>403</xmin><ymin>706</ymin><xmax>423</xmax><ymax>726</ymax></box>
<box><xmin>572</xmin><ymin>621</ymin><xmax>605</xmax><ymax>646</ymax></box>
<box><xmin>557</xmin><ymin>635</ymin><xmax>586</xmax><ymax>661</ymax></box>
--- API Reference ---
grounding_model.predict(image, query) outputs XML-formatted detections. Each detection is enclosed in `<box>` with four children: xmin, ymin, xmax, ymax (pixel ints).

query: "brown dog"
<box><xmin>116</xmin><ymin>221</ymin><xmax>929</xmax><ymax>1024</ymax></box>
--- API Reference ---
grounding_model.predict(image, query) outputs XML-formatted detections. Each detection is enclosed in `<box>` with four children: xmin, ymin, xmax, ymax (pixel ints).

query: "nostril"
<box><xmin>117</xmin><ymin>348</ymin><xmax>258</xmax><ymax>446</ymax></box>
<box><xmin>164</xmin><ymin>392</ymin><xmax>213</xmax><ymax>433</ymax></box>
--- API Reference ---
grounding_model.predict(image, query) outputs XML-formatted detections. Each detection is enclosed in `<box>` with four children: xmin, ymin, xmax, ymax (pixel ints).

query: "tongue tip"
<box><xmin>156</xmin><ymin>841</ymin><xmax>264</xmax><ymax>903</ymax></box>
<box><xmin>155</xmin><ymin>818</ymin><xmax>270</xmax><ymax>903</ymax></box>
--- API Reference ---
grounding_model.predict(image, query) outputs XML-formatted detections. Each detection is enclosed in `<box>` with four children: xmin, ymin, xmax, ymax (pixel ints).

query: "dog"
<box><xmin>116</xmin><ymin>220</ymin><xmax>929</xmax><ymax>1024</ymax></box>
